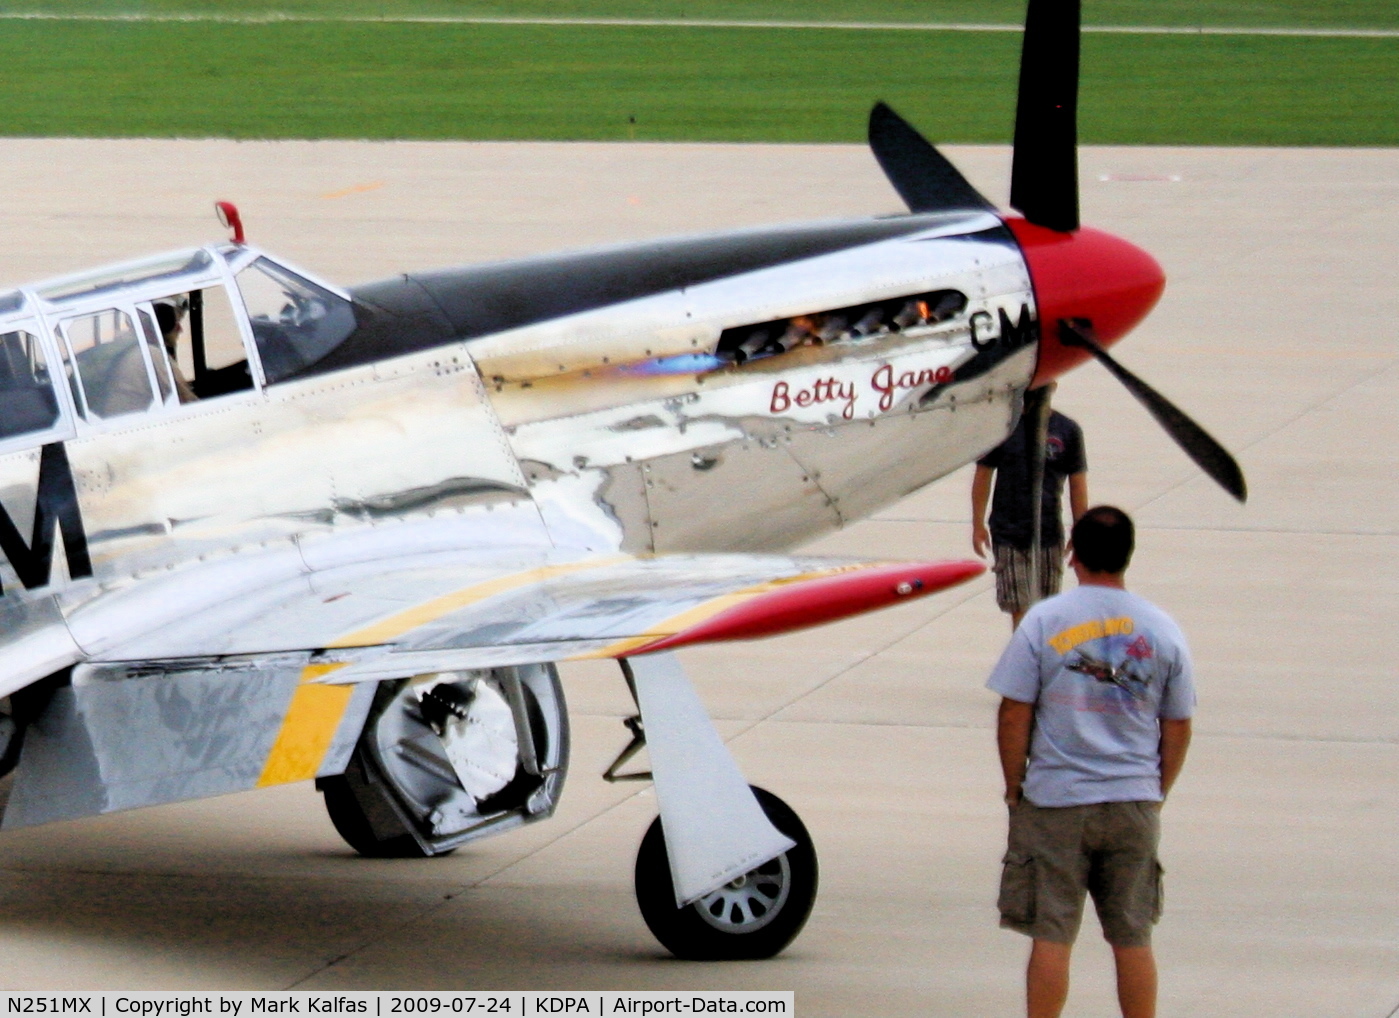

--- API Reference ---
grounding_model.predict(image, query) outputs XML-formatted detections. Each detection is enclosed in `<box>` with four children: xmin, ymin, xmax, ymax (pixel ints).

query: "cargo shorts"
<box><xmin>998</xmin><ymin>799</ymin><xmax>1164</xmax><ymax>947</ymax></box>
<box><xmin>992</xmin><ymin>543</ymin><xmax>1064</xmax><ymax>614</ymax></box>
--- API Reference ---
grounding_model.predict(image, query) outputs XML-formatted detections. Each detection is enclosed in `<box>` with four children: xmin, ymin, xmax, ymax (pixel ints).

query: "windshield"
<box><xmin>235</xmin><ymin>257</ymin><xmax>356</xmax><ymax>384</ymax></box>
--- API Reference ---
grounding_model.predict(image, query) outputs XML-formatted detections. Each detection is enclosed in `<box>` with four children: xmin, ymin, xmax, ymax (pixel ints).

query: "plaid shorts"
<box><xmin>998</xmin><ymin>799</ymin><xmax>1164</xmax><ymax>947</ymax></box>
<box><xmin>992</xmin><ymin>542</ymin><xmax>1064</xmax><ymax>614</ymax></box>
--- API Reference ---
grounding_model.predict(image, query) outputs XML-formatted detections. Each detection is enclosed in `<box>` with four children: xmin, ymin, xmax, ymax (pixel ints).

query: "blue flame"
<box><xmin>621</xmin><ymin>352</ymin><xmax>726</xmax><ymax>376</ymax></box>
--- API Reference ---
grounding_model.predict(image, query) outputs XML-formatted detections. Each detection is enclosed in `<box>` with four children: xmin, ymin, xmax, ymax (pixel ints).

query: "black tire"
<box><xmin>0</xmin><ymin>699</ymin><xmax>23</xmax><ymax>779</ymax></box>
<box><xmin>318</xmin><ymin>769</ymin><xmax>430</xmax><ymax>859</ymax></box>
<box><xmin>634</xmin><ymin>786</ymin><xmax>817</xmax><ymax>960</ymax></box>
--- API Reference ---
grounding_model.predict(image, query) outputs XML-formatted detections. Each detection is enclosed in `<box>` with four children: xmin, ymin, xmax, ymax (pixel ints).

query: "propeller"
<box><xmin>1009</xmin><ymin>0</ymin><xmax>1081</xmax><ymax>232</ymax></box>
<box><xmin>1058</xmin><ymin>319</ymin><xmax>1247</xmax><ymax>502</ymax></box>
<box><xmin>867</xmin><ymin>102</ymin><xmax>996</xmax><ymax>215</ymax></box>
<box><xmin>865</xmin><ymin>0</ymin><xmax>1248</xmax><ymax>607</ymax></box>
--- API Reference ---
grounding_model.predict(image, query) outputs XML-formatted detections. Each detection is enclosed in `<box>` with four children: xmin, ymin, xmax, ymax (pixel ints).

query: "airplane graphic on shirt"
<box><xmin>1065</xmin><ymin>650</ymin><xmax>1151</xmax><ymax>702</ymax></box>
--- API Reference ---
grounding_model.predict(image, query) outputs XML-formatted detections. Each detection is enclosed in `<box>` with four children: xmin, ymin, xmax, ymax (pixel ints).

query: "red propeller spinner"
<box><xmin>1006</xmin><ymin>219</ymin><xmax>1166</xmax><ymax>388</ymax></box>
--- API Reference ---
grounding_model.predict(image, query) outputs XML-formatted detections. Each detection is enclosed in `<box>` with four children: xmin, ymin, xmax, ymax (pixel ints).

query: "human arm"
<box><xmin>1068</xmin><ymin>471</ymin><xmax>1088</xmax><ymax>523</ymax></box>
<box><xmin>997</xmin><ymin>697</ymin><xmax>1035</xmax><ymax>805</ymax></box>
<box><xmin>972</xmin><ymin>464</ymin><xmax>994</xmax><ymax>558</ymax></box>
<box><xmin>1159</xmin><ymin>718</ymin><xmax>1192</xmax><ymax>799</ymax></box>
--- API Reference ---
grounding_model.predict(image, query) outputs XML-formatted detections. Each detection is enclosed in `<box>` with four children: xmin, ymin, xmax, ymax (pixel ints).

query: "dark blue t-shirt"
<box><xmin>978</xmin><ymin>409</ymin><xmax>1086</xmax><ymax>550</ymax></box>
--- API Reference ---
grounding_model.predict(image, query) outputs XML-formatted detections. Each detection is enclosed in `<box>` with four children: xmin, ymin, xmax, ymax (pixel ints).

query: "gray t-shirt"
<box><xmin>987</xmin><ymin>584</ymin><xmax>1195</xmax><ymax>807</ymax></box>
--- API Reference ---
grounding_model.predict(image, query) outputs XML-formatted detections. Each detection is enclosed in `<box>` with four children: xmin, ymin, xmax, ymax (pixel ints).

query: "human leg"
<box><xmin>1027</xmin><ymin>939</ymin><xmax>1073</xmax><ymax>1018</ymax></box>
<box><xmin>999</xmin><ymin>803</ymin><xmax>1091</xmax><ymax>1017</ymax></box>
<box><xmin>1038</xmin><ymin>542</ymin><xmax>1065</xmax><ymax>600</ymax></box>
<box><xmin>993</xmin><ymin>543</ymin><xmax>1064</xmax><ymax>629</ymax></box>
<box><xmin>1085</xmin><ymin>803</ymin><xmax>1163</xmax><ymax>1018</ymax></box>
<box><xmin>1111</xmin><ymin>944</ymin><xmax>1157</xmax><ymax>1018</ymax></box>
<box><xmin>994</xmin><ymin>544</ymin><xmax>1031</xmax><ymax>629</ymax></box>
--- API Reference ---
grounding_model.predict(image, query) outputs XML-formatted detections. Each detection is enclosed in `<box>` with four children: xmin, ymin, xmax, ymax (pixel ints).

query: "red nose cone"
<box><xmin>1007</xmin><ymin>218</ymin><xmax>1166</xmax><ymax>387</ymax></box>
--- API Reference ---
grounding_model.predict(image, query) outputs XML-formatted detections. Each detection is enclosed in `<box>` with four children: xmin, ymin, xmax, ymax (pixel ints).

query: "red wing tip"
<box><xmin>633</xmin><ymin>558</ymin><xmax>988</xmax><ymax>655</ymax></box>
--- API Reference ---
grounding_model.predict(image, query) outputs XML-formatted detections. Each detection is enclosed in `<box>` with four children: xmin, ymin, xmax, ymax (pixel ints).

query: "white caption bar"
<box><xmin>0</xmin><ymin>993</ymin><xmax>793</xmax><ymax>1018</ymax></box>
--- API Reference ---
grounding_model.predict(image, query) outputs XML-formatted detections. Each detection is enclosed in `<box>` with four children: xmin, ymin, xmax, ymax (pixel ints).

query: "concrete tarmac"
<box><xmin>0</xmin><ymin>140</ymin><xmax>1394</xmax><ymax>1016</ymax></box>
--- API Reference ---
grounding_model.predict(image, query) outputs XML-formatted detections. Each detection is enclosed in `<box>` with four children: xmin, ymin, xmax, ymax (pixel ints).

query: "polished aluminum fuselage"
<box><xmin>0</xmin><ymin>210</ymin><xmax>1035</xmax><ymax>692</ymax></box>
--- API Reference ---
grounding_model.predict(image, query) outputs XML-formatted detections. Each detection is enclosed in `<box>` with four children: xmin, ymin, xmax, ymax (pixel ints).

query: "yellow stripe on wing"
<box><xmin>260</xmin><ymin>557</ymin><xmax>631</xmax><ymax>785</ymax></box>
<box><xmin>326</xmin><ymin>555</ymin><xmax>630</xmax><ymax>649</ymax></box>
<box><xmin>257</xmin><ymin>663</ymin><xmax>354</xmax><ymax>787</ymax></box>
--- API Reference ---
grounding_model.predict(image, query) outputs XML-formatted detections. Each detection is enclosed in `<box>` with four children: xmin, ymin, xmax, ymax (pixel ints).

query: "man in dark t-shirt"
<box><xmin>972</xmin><ymin>400</ymin><xmax>1088</xmax><ymax>628</ymax></box>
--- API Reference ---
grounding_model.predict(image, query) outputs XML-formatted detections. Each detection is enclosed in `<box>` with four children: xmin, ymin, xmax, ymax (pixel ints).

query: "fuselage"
<box><xmin>0</xmin><ymin>209</ymin><xmax>1161</xmax><ymax>692</ymax></box>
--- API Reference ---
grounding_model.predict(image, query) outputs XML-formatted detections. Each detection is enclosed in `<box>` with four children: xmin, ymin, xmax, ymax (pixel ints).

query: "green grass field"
<box><xmin>0</xmin><ymin>6</ymin><xmax>1393</xmax><ymax>144</ymax></box>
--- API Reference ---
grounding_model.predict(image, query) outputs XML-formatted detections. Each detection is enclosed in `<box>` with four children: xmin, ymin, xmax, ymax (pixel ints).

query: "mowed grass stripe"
<box><xmin>3</xmin><ymin>13</ymin><xmax>1396</xmax><ymax>37</ymax></box>
<box><xmin>0</xmin><ymin>22</ymin><xmax>1392</xmax><ymax>146</ymax></box>
<box><xmin>6</xmin><ymin>0</ymin><xmax>1399</xmax><ymax>31</ymax></box>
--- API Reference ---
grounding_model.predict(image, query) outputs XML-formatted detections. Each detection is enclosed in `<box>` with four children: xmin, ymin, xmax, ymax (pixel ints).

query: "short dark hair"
<box><xmin>154</xmin><ymin>302</ymin><xmax>179</xmax><ymax>337</ymax></box>
<box><xmin>1071</xmin><ymin>506</ymin><xmax>1135</xmax><ymax>574</ymax></box>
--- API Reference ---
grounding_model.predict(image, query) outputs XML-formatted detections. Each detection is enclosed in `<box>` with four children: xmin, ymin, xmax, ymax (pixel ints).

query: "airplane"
<box><xmin>0</xmin><ymin>0</ymin><xmax>1244</xmax><ymax>962</ymax></box>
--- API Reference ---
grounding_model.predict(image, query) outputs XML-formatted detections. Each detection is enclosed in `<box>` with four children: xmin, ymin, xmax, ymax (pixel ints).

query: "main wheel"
<box><xmin>0</xmin><ymin>697</ymin><xmax>22</xmax><ymax>779</ymax></box>
<box><xmin>318</xmin><ymin>666</ymin><xmax>568</xmax><ymax>857</ymax></box>
<box><xmin>634</xmin><ymin>786</ymin><xmax>817</xmax><ymax>960</ymax></box>
<box><xmin>319</xmin><ymin>756</ymin><xmax>429</xmax><ymax>858</ymax></box>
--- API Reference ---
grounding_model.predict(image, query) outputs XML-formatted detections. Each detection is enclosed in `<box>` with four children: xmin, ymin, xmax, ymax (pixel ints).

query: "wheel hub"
<box><xmin>694</xmin><ymin>853</ymin><xmax>791</xmax><ymax>933</ymax></box>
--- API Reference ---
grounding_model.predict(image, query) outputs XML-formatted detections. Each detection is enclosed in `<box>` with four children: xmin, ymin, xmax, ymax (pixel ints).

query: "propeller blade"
<box><xmin>1023</xmin><ymin>383</ymin><xmax>1054</xmax><ymax>608</ymax></box>
<box><xmin>1058</xmin><ymin>320</ymin><xmax>1247</xmax><ymax>502</ymax></box>
<box><xmin>868</xmin><ymin>101</ymin><xmax>996</xmax><ymax>215</ymax></box>
<box><xmin>1009</xmin><ymin>0</ymin><xmax>1081</xmax><ymax>232</ymax></box>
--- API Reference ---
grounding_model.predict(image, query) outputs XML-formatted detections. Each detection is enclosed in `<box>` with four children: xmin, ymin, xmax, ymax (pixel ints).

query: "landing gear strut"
<box><xmin>609</xmin><ymin>656</ymin><xmax>819</xmax><ymax>959</ymax></box>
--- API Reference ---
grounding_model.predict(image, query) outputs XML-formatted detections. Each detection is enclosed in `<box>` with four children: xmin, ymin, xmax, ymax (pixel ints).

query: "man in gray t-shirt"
<box><xmin>987</xmin><ymin>506</ymin><xmax>1193</xmax><ymax>1018</ymax></box>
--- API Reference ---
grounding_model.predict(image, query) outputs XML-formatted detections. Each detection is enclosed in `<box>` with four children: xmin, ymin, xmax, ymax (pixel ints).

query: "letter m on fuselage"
<box><xmin>0</xmin><ymin>443</ymin><xmax>91</xmax><ymax>596</ymax></box>
<box><xmin>998</xmin><ymin>303</ymin><xmax>1037</xmax><ymax>352</ymax></box>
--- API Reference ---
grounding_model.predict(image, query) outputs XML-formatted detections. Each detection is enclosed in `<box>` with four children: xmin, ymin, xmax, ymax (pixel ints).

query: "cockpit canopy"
<box><xmin>0</xmin><ymin>244</ymin><xmax>360</xmax><ymax>452</ymax></box>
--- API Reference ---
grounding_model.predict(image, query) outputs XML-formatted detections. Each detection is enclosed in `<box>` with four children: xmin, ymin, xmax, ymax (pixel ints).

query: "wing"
<box><xmin>1</xmin><ymin>540</ymin><xmax>981</xmax><ymax>830</ymax></box>
<box><xmin>76</xmin><ymin>549</ymin><xmax>984</xmax><ymax>682</ymax></box>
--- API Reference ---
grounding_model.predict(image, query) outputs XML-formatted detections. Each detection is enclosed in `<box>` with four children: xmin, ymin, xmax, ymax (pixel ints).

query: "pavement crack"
<box><xmin>728</xmin><ymin>578</ymin><xmax>996</xmax><ymax>737</ymax></box>
<box><xmin>275</xmin><ymin>713</ymin><xmax>702</xmax><ymax>950</ymax></box>
<box><xmin>874</xmin><ymin>516</ymin><xmax>1399</xmax><ymax>537</ymax></box>
<box><xmin>1136</xmin><ymin>353</ymin><xmax>1399</xmax><ymax>514</ymax></box>
<box><xmin>1122</xmin><ymin>524</ymin><xmax>1399</xmax><ymax>537</ymax></box>
<box><xmin>464</xmin><ymin>781</ymin><xmax>657</xmax><ymax>888</ymax></box>
<box><xmin>749</xmin><ymin>717</ymin><xmax>1398</xmax><ymax>745</ymax></box>
<box><xmin>282</xmin><ymin>893</ymin><xmax>463</xmax><ymax>990</ymax></box>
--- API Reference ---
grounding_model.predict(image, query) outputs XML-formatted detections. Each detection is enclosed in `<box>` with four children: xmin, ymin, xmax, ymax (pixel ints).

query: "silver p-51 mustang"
<box><xmin>0</xmin><ymin>0</ymin><xmax>1242</xmax><ymax>960</ymax></box>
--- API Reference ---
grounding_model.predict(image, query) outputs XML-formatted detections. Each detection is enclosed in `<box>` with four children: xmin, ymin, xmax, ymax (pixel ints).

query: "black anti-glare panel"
<box><xmin>292</xmin><ymin>214</ymin><xmax>984</xmax><ymax>382</ymax></box>
<box><xmin>1009</xmin><ymin>0</ymin><xmax>1081</xmax><ymax>233</ymax></box>
<box><xmin>406</xmin><ymin>216</ymin><xmax>963</xmax><ymax>340</ymax></box>
<box><xmin>868</xmin><ymin>102</ymin><xmax>996</xmax><ymax>215</ymax></box>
